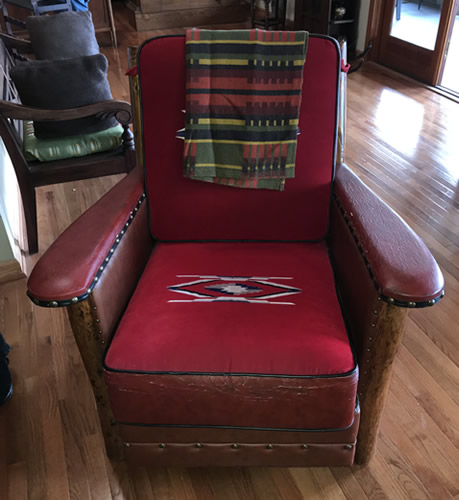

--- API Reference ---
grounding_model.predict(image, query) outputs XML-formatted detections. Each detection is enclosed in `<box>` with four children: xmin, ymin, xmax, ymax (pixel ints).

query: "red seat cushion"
<box><xmin>138</xmin><ymin>35</ymin><xmax>340</xmax><ymax>241</ymax></box>
<box><xmin>104</xmin><ymin>242</ymin><xmax>358</xmax><ymax>431</ymax></box>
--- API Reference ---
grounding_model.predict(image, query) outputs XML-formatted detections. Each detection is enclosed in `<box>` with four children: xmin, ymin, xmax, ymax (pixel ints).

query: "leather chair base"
<box><xmin>125</xmin><ymin>441</ymin><xmax>356</xmax><ymax>467</ymax></box>
<box><xmin>120</xmin><ymin>408</ymin><xmax>360</xmax><ymax>467</ymax></box>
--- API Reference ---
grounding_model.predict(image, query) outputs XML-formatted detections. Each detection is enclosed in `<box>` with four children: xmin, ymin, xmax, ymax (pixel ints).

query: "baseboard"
<box><xmin>0</xmin><ymin>259</ymin><xmax>26</xmax><ymax>284</ymax></box>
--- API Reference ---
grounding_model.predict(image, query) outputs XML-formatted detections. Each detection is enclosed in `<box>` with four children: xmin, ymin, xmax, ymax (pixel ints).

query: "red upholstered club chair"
<box><xmin>27</xmin><ymin>35</ymin><xmax>444</xmax><ymax>467</ymax></box>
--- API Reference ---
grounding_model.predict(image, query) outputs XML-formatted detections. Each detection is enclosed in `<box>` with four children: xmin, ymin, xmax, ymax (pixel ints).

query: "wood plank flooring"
<box><xmin>0</xmin><ymin>7</ymin><xmax>458</xmax><ymax>499</ymax></box>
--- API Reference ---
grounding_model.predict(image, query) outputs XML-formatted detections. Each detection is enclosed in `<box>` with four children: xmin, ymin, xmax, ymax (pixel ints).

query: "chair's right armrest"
<box><xmin>329</xmin><ymin>164</ymin><xmax>444</xmax><ymax>465</ymax></box>
<box><xmin>28</xmin><ymin>168</ymin><xmax>152</xmax><ymax>341</ymax></box>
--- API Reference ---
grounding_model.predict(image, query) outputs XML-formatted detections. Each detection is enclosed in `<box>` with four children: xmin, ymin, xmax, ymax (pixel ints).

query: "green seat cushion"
<box><xmin>24</xmin><ymin>121</ymin><xmax>123</xmax><ymax>162</ymax></box>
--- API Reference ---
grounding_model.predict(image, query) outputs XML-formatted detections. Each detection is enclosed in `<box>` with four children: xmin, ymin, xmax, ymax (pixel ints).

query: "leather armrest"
<box><xmin>27</xmin><ymin>168</ymin><xmax>149</xmax><ymax>306</ymax></box>
<box><xmin>332</xmin><ymin>164</ymin><xmax>444</xmax><ymax>307</ymax></box>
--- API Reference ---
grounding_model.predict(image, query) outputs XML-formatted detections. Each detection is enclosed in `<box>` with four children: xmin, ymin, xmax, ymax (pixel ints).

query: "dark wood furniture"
<box><xmin>1</xmin><ymin>0</ymin><xmax>72</xmax><ymax>34</ymax></box>
<box><xmin>89</xmin><ymin>0</ymin><xmax>117</xmax><ymax>48</ymax></box>
<box><xmin>126</xmin><ymin>0</ymin><xmax>249</xmax><ymax>32</ymax></box>
<box><xmin>0</xmin><ymin>39</ymin><xmax>135</xmax><ymax>254</ymax></box>
<box><xmin>294</xmin><ymin>0</ymin><xmax>360</xmax><ymax>57</ymax></box>
<box><xmin>251</xmin><ymin>0</ymin><xmax>287</xmax><ymax>29</ymax></box>
<box><xmin>0</xmin><ymin>0</ymin><xmax>117</xmax><ymax>47</ymax></box>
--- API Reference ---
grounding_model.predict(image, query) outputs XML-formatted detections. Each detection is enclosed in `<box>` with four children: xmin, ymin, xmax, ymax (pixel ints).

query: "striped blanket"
<box><xmin>184</xmin><ymin>28</ymin><xmax>308</xmax><ymax>190</ymax></box>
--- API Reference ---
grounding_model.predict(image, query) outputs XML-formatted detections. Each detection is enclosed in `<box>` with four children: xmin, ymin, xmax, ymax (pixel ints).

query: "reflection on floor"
<box><xmin>440</xmin><ymin>10</ymin><xmax>459</xmax><ymax>95</ymax></box>
<box><xmin>390</xmin><ymin>0</ymin><xmax>442</xmax><ymax>50</ymax></box>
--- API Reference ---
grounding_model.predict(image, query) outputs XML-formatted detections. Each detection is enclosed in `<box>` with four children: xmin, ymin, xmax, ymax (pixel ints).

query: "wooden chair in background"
<box><xmin>0</xmin><ymin>38</ymin><xmax>135</xmax><ymax>254</ymax></box>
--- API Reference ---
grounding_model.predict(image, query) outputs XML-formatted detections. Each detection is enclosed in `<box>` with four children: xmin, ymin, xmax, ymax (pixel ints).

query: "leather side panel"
<box><xmin>92</xmin><ymin>201</ymin><xmax>152</xmax><ymax>342</ymax></box>
<box><xmin>329</xmin><ymin>198</ymin><xmax>381</xmax><ymax>377</ymax></box>
<box><xmin>105</xmin><ymin>370</ymin><xmax>358</xmax><ymax>431</ymax></box>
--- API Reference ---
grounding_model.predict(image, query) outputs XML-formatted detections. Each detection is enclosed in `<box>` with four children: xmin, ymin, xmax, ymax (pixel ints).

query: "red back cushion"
<box><xmin>138</xmin><ymin>35</ymin><xmax>340</xmax><ymax>241</ymax></box>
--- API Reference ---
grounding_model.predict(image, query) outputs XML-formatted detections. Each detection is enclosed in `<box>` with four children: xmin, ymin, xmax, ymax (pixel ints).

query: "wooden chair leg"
<box><xmin>20</xmin><ymin>184</ymin><xmax>39</xmax><ymax>254</ymax></box>
<box><xmin>354</xmin><ymin>303</ymin><xmax>408</xmax><ymax>465</ymax></box>
<box><xmin>122</xmin><ymin>125</ymin><xmax>136</xmax><ymax>172</ymax></box>
<box><xmin>67</xmin><ymin>298</ymin><xmax>126</xmax><ymax>461</ymax></box>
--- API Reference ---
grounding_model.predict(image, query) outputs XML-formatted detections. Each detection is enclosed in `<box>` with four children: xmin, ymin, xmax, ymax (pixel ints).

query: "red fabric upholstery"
<box><xmin>138</xmin><ymin>35</ymin><xmax>339</xmax><ymax>241</ymax></box>
<box><xmin>104</xmin><ymin>242</ymin><xmax>357</xmax><ymax>430</ymax></box>
<box><xmin>106</xmin><ymin>242</ymin><xmax>353</xmax><ymax>375</ymax></box>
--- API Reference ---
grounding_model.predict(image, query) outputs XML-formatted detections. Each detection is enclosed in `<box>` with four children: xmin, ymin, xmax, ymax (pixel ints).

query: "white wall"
<box><xmin>357</xmin><ymin>0</ymin><xmax>371</xmax><ymax>52</ymax></box>
<box><xmin>0</xmin><ymin>138</ymin><xmax>26</xmax><ymax>269</ymax></box>
<box><xmin>0</xmin><ymin>216</ymin><xmax>14</xmax><ymax>262</ymax></box>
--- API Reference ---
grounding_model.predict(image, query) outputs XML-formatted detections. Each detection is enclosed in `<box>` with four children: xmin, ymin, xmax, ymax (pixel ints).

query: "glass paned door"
<box><xmin>377</xmin><ymin>0</ymin><xmax>456</xmax><ymax>85</ymax></box>
<box><xmin>390</xmin><ymin>0</ymin><xmax>443</xmax><ymax>50</ymax></box>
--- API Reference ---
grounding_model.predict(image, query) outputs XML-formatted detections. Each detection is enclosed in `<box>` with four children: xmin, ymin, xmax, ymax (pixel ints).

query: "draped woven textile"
<box><xmin>184</xmin><ymin>28</ymin><xmax>308</xmax><ymax>190</ymax></box>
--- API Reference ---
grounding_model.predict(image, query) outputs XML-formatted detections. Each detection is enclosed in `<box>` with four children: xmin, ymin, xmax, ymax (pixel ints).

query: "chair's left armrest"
<box><xmin>27</xmin><ymin>168</ymin><xmax>152</xmax><ymax>461</ymax></box>
<box><xmin>28</xmin><ymin>168</ymin><xmax>151</xmax><ymax>309</ymax></box>
<box><xmin>331</xmin><ymin>163</ymin><xmax>444</xmax><ymax>307</ymax></box>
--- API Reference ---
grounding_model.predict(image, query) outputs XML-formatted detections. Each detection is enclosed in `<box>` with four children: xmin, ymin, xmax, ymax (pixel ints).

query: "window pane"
<box><xmin>390</xmin><ymin>0</ymin><xmax>443</xmax><ymax>50</ymax></box>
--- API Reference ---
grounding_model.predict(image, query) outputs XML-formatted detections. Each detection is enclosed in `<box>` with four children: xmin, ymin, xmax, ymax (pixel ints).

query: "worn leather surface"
<box><xmin>333</xmin><ymin>164</ymin><xmax>444</xmax><ymax>303</ymax></box>
<box><xmin>329</xmin><ymin>199</ymin><xmax>383</xmax><ymax>366</ymax></box>
<box><xmin>125</xmin><ymin>441</ymin><xmax>356</xmax><ymax>467</ymax></box>
<box><xmin>92</xmin><ymin>201</ymin><xmax>152</xmax><ymax>342</ymax></box>
<box><xmin>28</xmin><ymin>168</ymin><xmax>147</xmax><ymax>302</ymax></box>
<box><xmin>104</xmin><ymin>370</ymin><xmax>358</xmax><ymax>431</ymax></box>
<box><xmin>119</xmin><ymin>408</ymin><xmax>360</xmax><ymax>444</ymax></box>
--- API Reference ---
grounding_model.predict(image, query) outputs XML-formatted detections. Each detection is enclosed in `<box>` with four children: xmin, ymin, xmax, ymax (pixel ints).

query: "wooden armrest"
<box><xmin>0</xmin><ymin>99</ymin><xmax>133</xmax><ymax>126</ymax></box>
<box><xmin>332</xmin><ymin>163</ymin><xmax>444</xmax><ymax>307</ymax></box>
<box><xmin>0</xmin><ymin>32</ymin><xmax>33</xmax><ymax>53</ymax></box>
<box><xmin>27</xmin><ymin>168</ymin><xmax>149</xmax><ymax>306</ymax></box>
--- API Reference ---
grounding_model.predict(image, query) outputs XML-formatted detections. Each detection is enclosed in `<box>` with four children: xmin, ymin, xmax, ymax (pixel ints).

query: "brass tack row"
<box><xmin>333</xmin><ymin>195</ymin><xmax>444</xmax><ymax>308</ymax></box>
<box><xmin>91</xmin><ymin>305</ymin><xmax>105</xmax><ymax>345</ymax></box>
<box><xmin>359</xmin><ymin>299</ymin><xmax>383</xmax><ymax>397</ymax></box>
<box><xmin>29</xmin><ymin>193</ymin><xmax>146</xmax><ymax>308</ymax></box>
<box><xmin>151</xmin><ymin>443</ymin><xmax>315</xmax><ymax>450</ymax></box>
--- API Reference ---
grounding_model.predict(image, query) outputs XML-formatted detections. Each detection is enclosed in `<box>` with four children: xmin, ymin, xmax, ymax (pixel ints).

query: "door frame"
<box><xmin>437</xmin><ymin>0</ymin><xmax>459</xmax><ymax>87</ymax></box>
<box><xmin>365</xmin><ymin>0</ymin><xmax>457</xmax><ymax>85</ymax></box>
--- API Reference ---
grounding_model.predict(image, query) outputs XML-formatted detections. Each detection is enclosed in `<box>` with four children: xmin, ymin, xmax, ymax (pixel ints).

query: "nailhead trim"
<box><xmin>128</xmin><ymin>442</ymin><xmax>353</xmax><ymax>451</ymax></box>
<box><xmin>357</xmin><ymin>300</ymin><xmax>382</xmax><ymax>397</ymax></box>
<box><xmin>333</xmin><ymin>194</ymin><xmax>444</xmax><ymax>308</ymax></box>
<box><xmin>28</xmin><ymin>193</ymin><xmax>146</xmax><ymax>308</ymax></box>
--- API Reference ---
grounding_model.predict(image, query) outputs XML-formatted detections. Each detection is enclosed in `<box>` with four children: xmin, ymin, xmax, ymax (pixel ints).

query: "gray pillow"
<box><xmin>10</xmin><ymin>53</ymin><xmax>118</xmax><ymax>139</ymax></box>
<box><xmin>26</xmin><ymin>11</ymin><xmax>99</xmax><ymax>60</ymax></box>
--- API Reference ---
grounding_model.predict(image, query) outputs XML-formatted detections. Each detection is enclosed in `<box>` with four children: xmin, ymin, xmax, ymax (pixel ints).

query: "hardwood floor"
<box><xmin>1</xmin><ymin>7</ymin><xmax>458</xmax><ymax>499</ymax></box>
